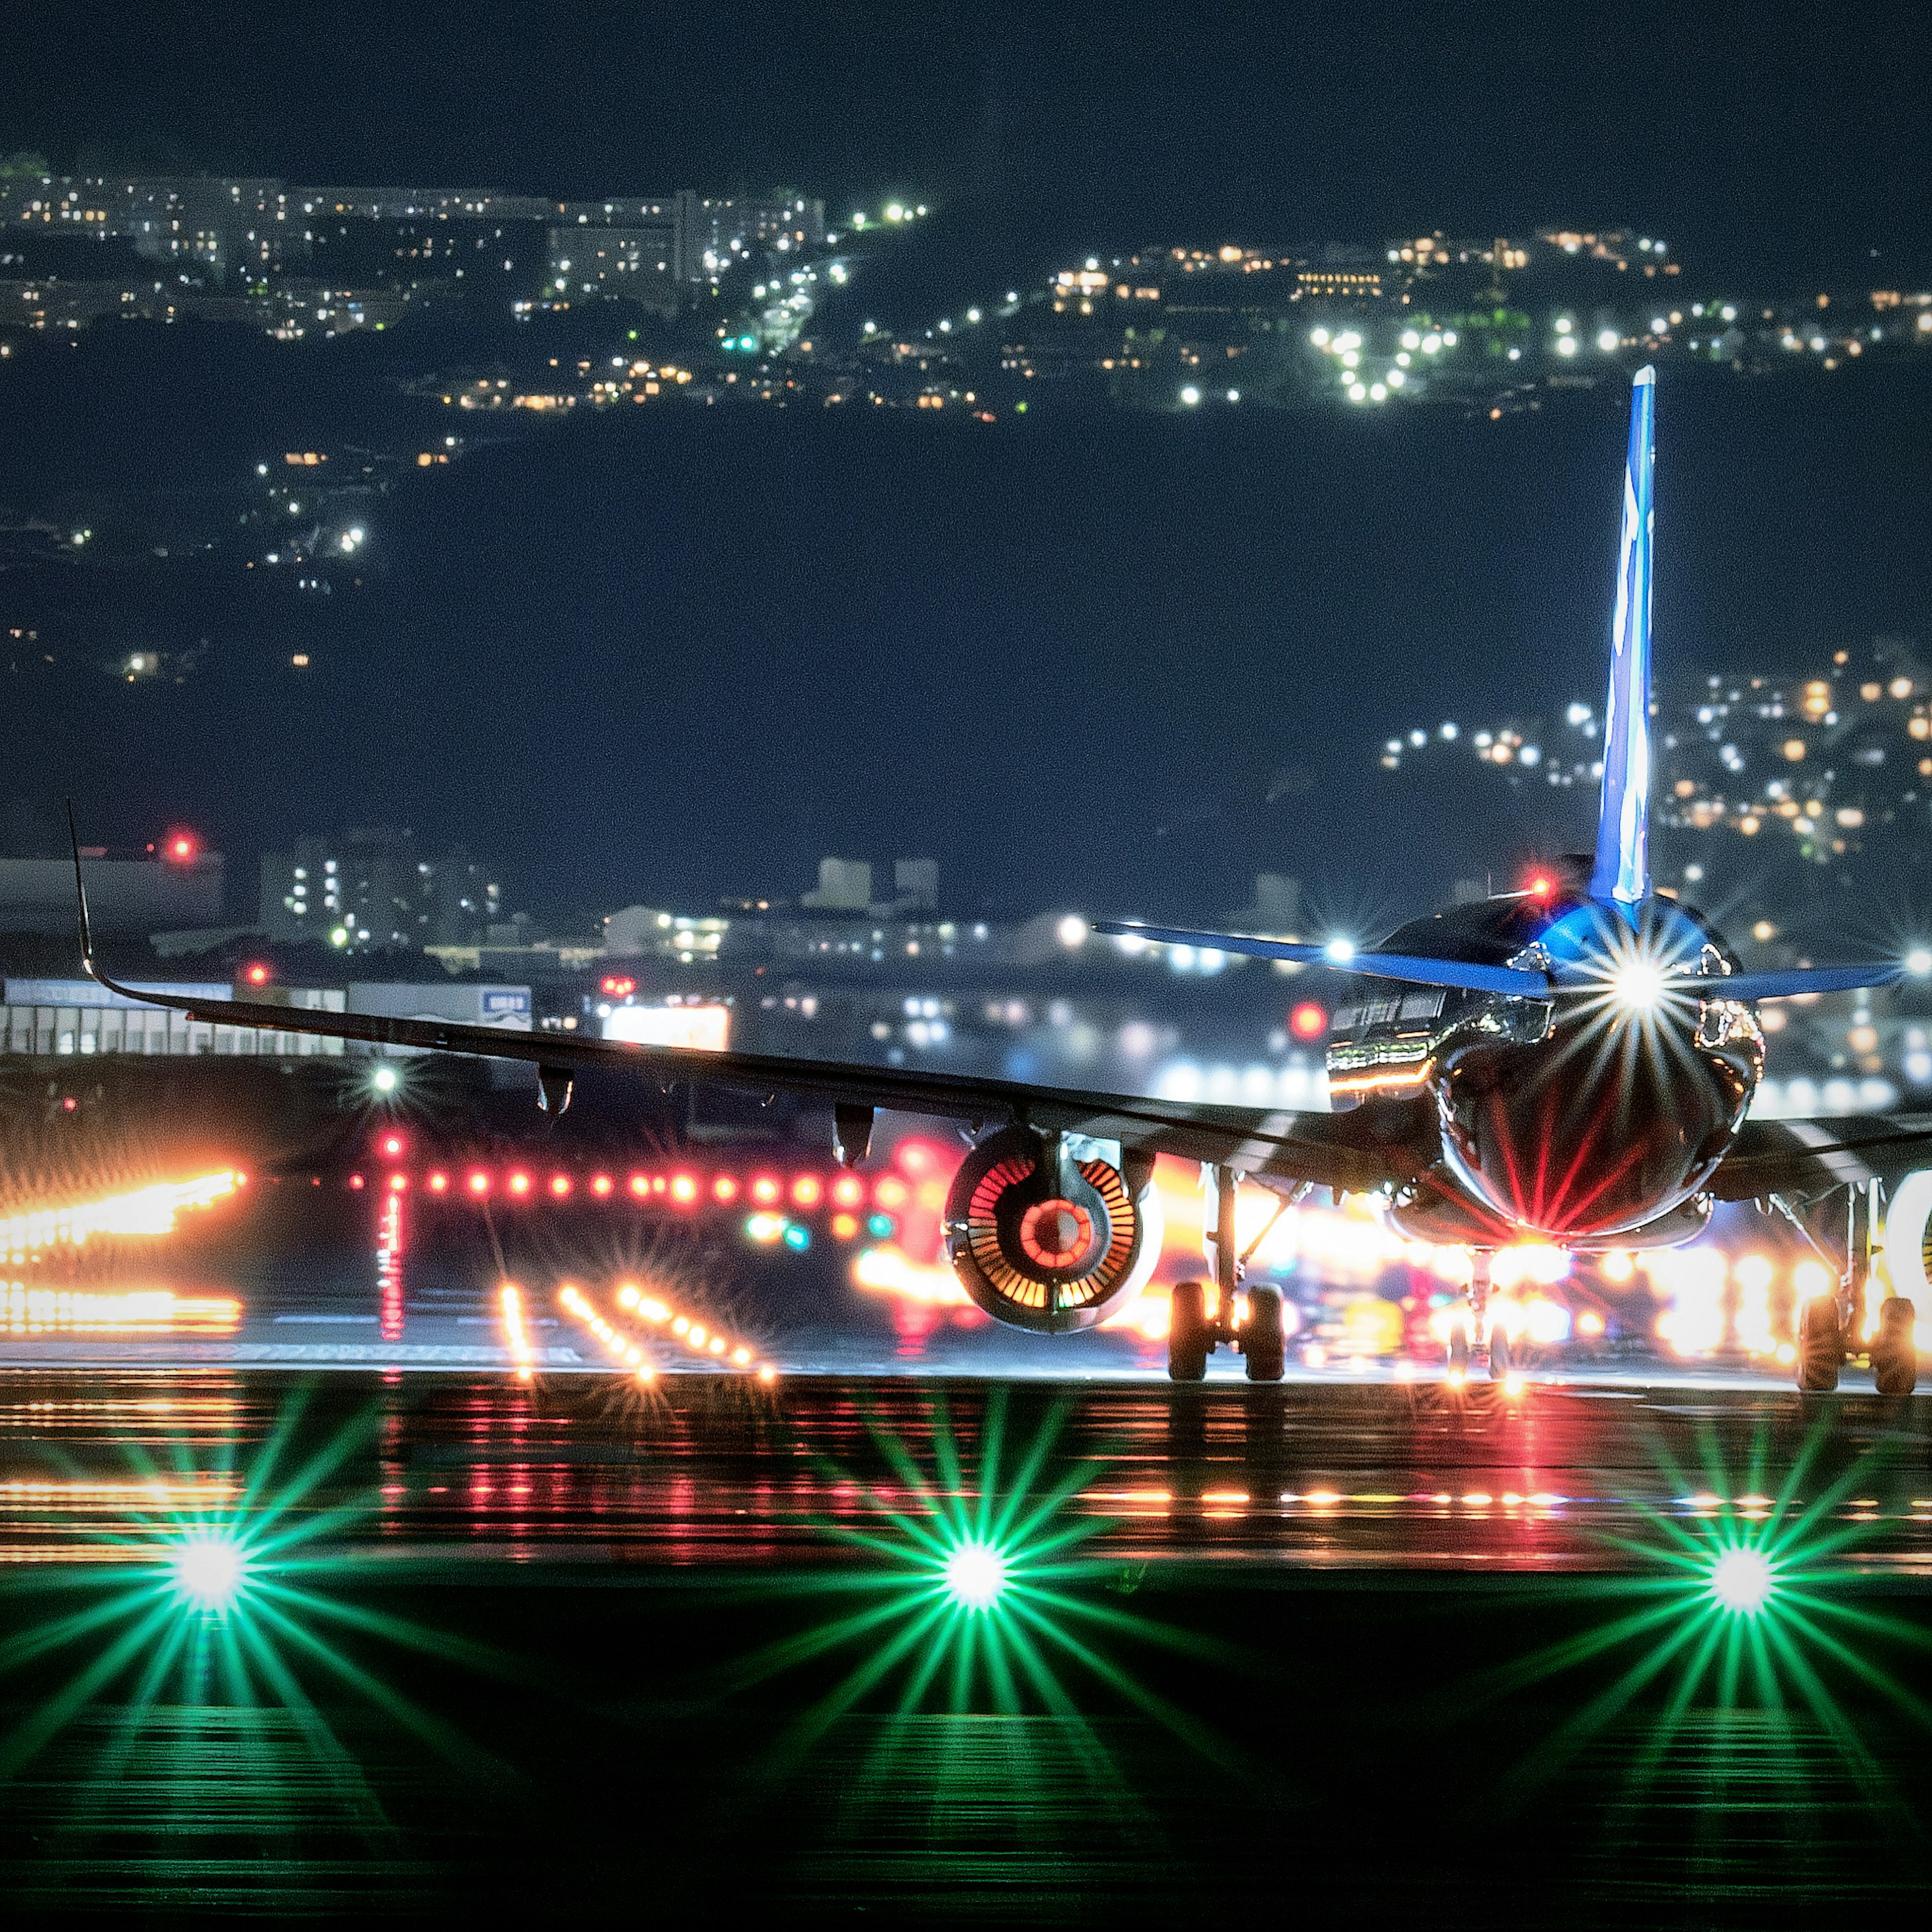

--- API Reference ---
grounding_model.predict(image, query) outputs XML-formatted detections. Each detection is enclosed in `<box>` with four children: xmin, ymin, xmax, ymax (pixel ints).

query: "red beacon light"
<box><xmin>601</xmin><ymin>975</ymin><xmax>637</xmax><ymax>999</ymax></box>
<box><xmin>162</xmin><ymin>831</ymin><xmax>198</xmax><ymax>864</ymax></box>
<box><xmin>243</xmin><ymin>962</ymin><xmax>272</xmax><ymax>986</ymax></box>
<box><xmin>1526</xmin><ymin>872</ymin><xmax>1554</xmax><ymax>898</ymax></box>
<box><xmin>1289</xmin><ymin>1000</ymin><xmax>1329</xmax><ymax>1042</ymax></box>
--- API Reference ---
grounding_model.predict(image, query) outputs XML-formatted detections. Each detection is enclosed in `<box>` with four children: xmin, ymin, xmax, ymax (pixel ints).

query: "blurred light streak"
<box><xmin>497</xmin><ymin>1281</ymin><xmax>535</xmax><ymax>1378</ymax></box>
<box><xmin>2</xmin><ymin>1170</ymin><xmax>241</xmax><ymax>1256</ymax></box>
<box><xmin>1</xmin><ymin>1286</ymin><xmax>241</xmax><ymax>1336</ymax></box>
<box><xmin>376</xmin><ymin>1189</ymin><xmax>405</xmax><ymax>1342</ymax></box>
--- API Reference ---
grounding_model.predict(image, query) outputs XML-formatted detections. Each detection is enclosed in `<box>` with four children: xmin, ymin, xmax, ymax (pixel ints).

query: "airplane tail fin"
<box><xmin>1589</xmin><ymin>368</ymin><xmax>1656</xmax><ymax>910</ymax></box>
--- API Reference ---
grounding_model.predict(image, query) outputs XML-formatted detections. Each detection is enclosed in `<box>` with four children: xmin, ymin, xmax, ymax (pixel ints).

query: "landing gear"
<box><xmin>1796</xmin><ymin>1292</ymin><xmax>1842</xmax><ymax>1393</ymax></box>
<box><xmin>1452</xmin><ymin>1251</ymin><xmax>1504</xmax><ymax>1378</ymax></box>
<box><xmin>1168</xmin><ymin>1279</ymin><xmax>1211</xmax><ymax>1382</ymax></box>
<box><xmin>1163</xmin><ymin>1165</ymin><xmax>1290</xmax><ymax>1383</ymax></box>
<box><xmin>1488</xmin><ymin>1322</ymin><xmax>1513</xmax><ymax>1381</ymax></box>
<box><xmin>1773</xmin><ymin>1182</ymin><xmax>1921</xmax><ymax>1393</ymax></box>
<box><xmin>1873</xmin><ymin>1298</ymin><xmax>1919</xmax><ymax>1396</ymax></box>
<box><xmin>1244</xmin><ymin>1285</ymin><xmax>1286</xmax><ymax>1383</ymax></box>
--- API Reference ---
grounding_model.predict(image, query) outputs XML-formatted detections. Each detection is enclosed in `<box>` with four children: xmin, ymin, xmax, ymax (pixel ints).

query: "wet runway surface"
<box><xmin>1</xmin><ymin>1368</ymin><xmax>1928</xmax><ymax>1920</ymax></box>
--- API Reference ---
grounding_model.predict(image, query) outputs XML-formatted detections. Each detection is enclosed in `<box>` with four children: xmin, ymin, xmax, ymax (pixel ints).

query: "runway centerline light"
<box><xmin>170</xmin><ymin>1533</ymin><xmax>248</xmax><ymax>1609</ymax></box>
<box><xmin>943</xmin><ymin>1540</ymin><xmax>1008</xmax><ymax>1611</ymax></box>
<box><xmin>1709</xmin><ymin>1546</ymin><xmax>1775</xmax><ymax>1615</ymax></box>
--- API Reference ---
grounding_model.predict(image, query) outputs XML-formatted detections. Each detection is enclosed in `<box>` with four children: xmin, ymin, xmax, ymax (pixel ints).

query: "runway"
<box><xmin>1</xmin><ymin>1368</ymin><xmax>1928</xmax><ymax>1921</ymax></box>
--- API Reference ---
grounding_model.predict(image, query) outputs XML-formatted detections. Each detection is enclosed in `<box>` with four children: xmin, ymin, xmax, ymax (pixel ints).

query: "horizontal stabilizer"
<box><xmin>1088</xmin><ymin>922</ymin><xmax>1551</xmax><ymax>997</ymax></box>
<box><xmin>1682</xmin><ymin>964</ymin><xmax>1904</xmax><ymax>1001</ymax></box>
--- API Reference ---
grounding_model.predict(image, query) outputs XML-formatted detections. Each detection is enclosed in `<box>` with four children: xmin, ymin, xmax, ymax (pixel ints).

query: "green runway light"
<box><xmin>941</xmin><ymin>1539</ymin><xmax>1008</xmax><ymax>1611</ymax></box>
<box><xmin>1708</xmin><ymin>1545</ymin><xmax>1775</xmax><ymax>1615</ymax></box>
<box><xmin>170</xmin><ymin>1533</ymin><xmax>249</xmax><ymax>1611</ymax></box>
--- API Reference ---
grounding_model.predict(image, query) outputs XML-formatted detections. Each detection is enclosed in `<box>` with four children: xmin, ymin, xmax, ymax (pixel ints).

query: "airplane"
<box><xmin>71</xmin><ymin>368</ymin><xmax>1925</xmax><ymax>1395</ymax></box>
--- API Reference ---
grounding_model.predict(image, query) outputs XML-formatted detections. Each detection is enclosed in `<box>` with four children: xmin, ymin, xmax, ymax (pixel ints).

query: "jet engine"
<box><xmin>944</xmin><ymin>1125</ymin><xmax>1163</xmax><ymax>1332</ymax></box>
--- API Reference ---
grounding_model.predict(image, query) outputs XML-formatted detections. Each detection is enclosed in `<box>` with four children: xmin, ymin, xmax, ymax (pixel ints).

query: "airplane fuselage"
<box><xmin>1330</xmin><ymin>882</ymin><xmax>1764</xmax><ymax>1250</ymax></box>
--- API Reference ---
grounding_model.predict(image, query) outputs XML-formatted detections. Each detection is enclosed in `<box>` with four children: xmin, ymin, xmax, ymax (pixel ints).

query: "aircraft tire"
<box><xmin>1873</xmin><ymin>1298</ymin><xmax>1918</xmax><ymax>1396</ymax></box>
<box><xmin>1488</xmin><ymin>1324</ymin><xmax>1512</xmax><ymax>1380</ymax></box>
<box><xmin>1447</xmin><ymin>1324</ymin><xmax>1471</xmax><ymax>1374</ymax></box>
<box><xmin>1796</xmin><ymin>1293</ymin><xmax>1843</xmax><ymax>1393</ymax></box>
<box><xmin>1243</xmin><ymin>1286</ymin><xmax>1286</xmax><ymax>1382</ymax></box>
<box><xmin>1168</xmin><ymin>1279</ymin><xmax>1211</xmax><ymax>1383</ymax></box>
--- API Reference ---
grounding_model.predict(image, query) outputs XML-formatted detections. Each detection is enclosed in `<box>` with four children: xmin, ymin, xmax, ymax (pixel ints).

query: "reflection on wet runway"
<box><xmin>0</xmin><ymin>1370</ymin><xmax>1925</xmax><ymax>1921</ymax></box>
<box><xmin>0</xmin><ymin>1373</ymin><xmax>1925</xmax><ymax>1575</ymax></box>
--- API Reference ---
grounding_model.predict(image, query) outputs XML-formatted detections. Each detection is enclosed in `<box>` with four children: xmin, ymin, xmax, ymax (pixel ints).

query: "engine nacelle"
<box><xmin>944</xmin><ymin>1125</ymin><xmax>1163</xmax><ymax>1333</ymax></box>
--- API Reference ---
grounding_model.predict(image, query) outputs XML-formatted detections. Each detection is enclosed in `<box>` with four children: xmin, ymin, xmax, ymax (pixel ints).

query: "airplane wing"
<box><xmin>1091</xmin><ymin>919</ymin><xmax>1910</xmax><ymax>1004</ymax></box>
<box><xmin>1086</xmin><ymin>921</ymin><xmax>1551</xmax><ymax>996</ymax></box>
<box><xmin>72</xmin><ymin>974</ymin><xmax>1422</xmax><ymax>1193</ymax></box>
<box><xmin>61</xmin><ymin>810</ymin><xmax>1426</xmax><ymax>1194</ymax></box>
<box><xmin>1708</xmin><ymin>1115</ymin><xmax>1932</xmax><ymax>1203</ymax></box>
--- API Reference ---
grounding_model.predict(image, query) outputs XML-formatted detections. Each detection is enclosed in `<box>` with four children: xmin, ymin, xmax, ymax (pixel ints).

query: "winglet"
<box><xmin>66</xmin><ymin>799</ymin><xmax>99</xmax><ymax>981</ymax></box>
<box><xmin>1589</xmin><ymin>367</ymin><xmax>1656</xmax><ymax>913</ymax></box>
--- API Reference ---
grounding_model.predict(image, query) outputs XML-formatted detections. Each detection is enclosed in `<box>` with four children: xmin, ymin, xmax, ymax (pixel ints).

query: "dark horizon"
<box><xmin>5</xmin><ymin>2</ymin><xmax>1930</xmax><ymax>290</ymax></box>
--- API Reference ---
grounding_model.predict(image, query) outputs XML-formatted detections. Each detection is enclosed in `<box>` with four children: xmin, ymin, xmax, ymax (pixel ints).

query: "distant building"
<box><xmin>258</xmin><ymin>829</ymin><xmax>502</xmax><ymax>951</ymax></box>
<box><xmin>0</xmin><ymin>851</ymin><xmax>224</xmax><ymax>935</ymax></box>
<box><xmin>800</xmin><ymin>858</ymin><xmax>873</xmax><ymax>911</ymax></box>
<box><xmin>545</xmin><ymin>215</ymin><xmax>681</xmax><ymax>310</ymax></box>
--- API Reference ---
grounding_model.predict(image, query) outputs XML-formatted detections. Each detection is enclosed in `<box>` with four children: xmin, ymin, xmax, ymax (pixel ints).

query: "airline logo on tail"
<box><xmin>1590</xmin><ymin>366</ymin><xmax>1657</xmax><ymax>910</ymax></box>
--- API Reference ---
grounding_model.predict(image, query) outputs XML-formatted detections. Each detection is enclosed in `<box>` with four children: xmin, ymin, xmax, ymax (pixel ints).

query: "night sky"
<box><xmin>3</xmin><ymin>5</ymin><xmax>1930</xmax><ymax>928</ymax></box>
<box><xmin>6</xmin><ymin>2</ymin><xmax>1927</xmax><ymax>285</ymax></box>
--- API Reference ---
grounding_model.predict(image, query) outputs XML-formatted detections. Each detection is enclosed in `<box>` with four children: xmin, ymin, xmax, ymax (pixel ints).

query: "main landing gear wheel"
<box><xmin>1873</xmin><ymin>1298</ymin><xmax>1918</xmax><ymax>1396</ymax></box>
<box><xmin>1168</xmin><ymin>1279</ymin><xmax>1211</xmax><ymax>1383</ymax></box>
<box><xmin>1446</xmin><ymin>1323</ymin><xmax>1471</xmax><ymax>1375</ymax></box>
<box><xmin>1487</xmin><ymin>1323</ymin><xmax>1513</xmax><ymax>1382</ymax></box>
<box><xmin>1243</xmin><ymin>1285</ymin><xmax>1286</xmax><ymax>1383</ymax></box>
<box><xmin>1796</xmin><ymin>1292</ymin><xmax>1844</xmax><ymax>1393</ymax></box>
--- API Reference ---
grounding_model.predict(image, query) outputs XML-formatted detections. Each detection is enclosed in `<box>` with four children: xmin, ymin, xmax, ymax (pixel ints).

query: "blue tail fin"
<box><xmin>1589</xmin><ymin>368</ymin><xmax>1656</xmax><ymax>910</ymax></box>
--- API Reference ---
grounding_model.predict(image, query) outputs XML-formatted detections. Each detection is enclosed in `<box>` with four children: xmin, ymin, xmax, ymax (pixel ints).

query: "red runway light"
<box><xmin>712</xmin><ymin>1174</ymin><xmax>739</xmax><ymax>1203</ymax></box>
<box><xmin>550</xmin><ymin>1175</ymin><xmax>571</xmax><ymax>1198</ymax></box>
<box><xmin>791</xmin><ymin>1175</ymin><xmax>823</xmax><ymax>1209</ymax></box>
<box><xmin>591</xmin><ymin>1174</ymin><xmax>613</xmax><ymax>1197</ymax></box>
<box><xmin>508</xmin><ymin>1172</ymin><xmax>530</xmax><ymax>1195</ymax></box>
<box><xmin>382</xmin><ymin>1135</ymin><xmax>404</xmax><ymax>1157</ymax></box>
<box><xmin>874</xmin><ymin>1176</ymin><xmax>908</xmax><ymax>1209</ymax></box>
<box><xmin>751</xmin><ymin>1175</ymin><xmax>781</xmax><ymax>1205</ymax></box>
<box><xmin>389</xmin><ymin>1173</ymin><xmax>408</xmax><ymax>1192</ymax></box>
<box><xmin>832</xmin><ymin>1174</ymin><xmax>864</xmax><ymax>1208</ymax></box>
<box><xmin>349</xmin><ymin>1173</ymin><xmax>365</xmax><ymax>1190</ymax></box>
<box><xmin>468</xmin><ymin>1171</ymin><xmax>490</xmax><ymax>1195</ymax></box>
<box><xmin>428</xmin><ymin>1172</ymin><xmax>448</xmax><ymax>1192</ymax></box>
<box><xmin>1290</xmin><ymin>1000</ymin><xmax>1329</xmax><ymax>1042</ymax></box>
<box><xmin>670</xmin><ymin>1173</ymin><xmax>697</xmax><ymax>1203</ymax></box>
